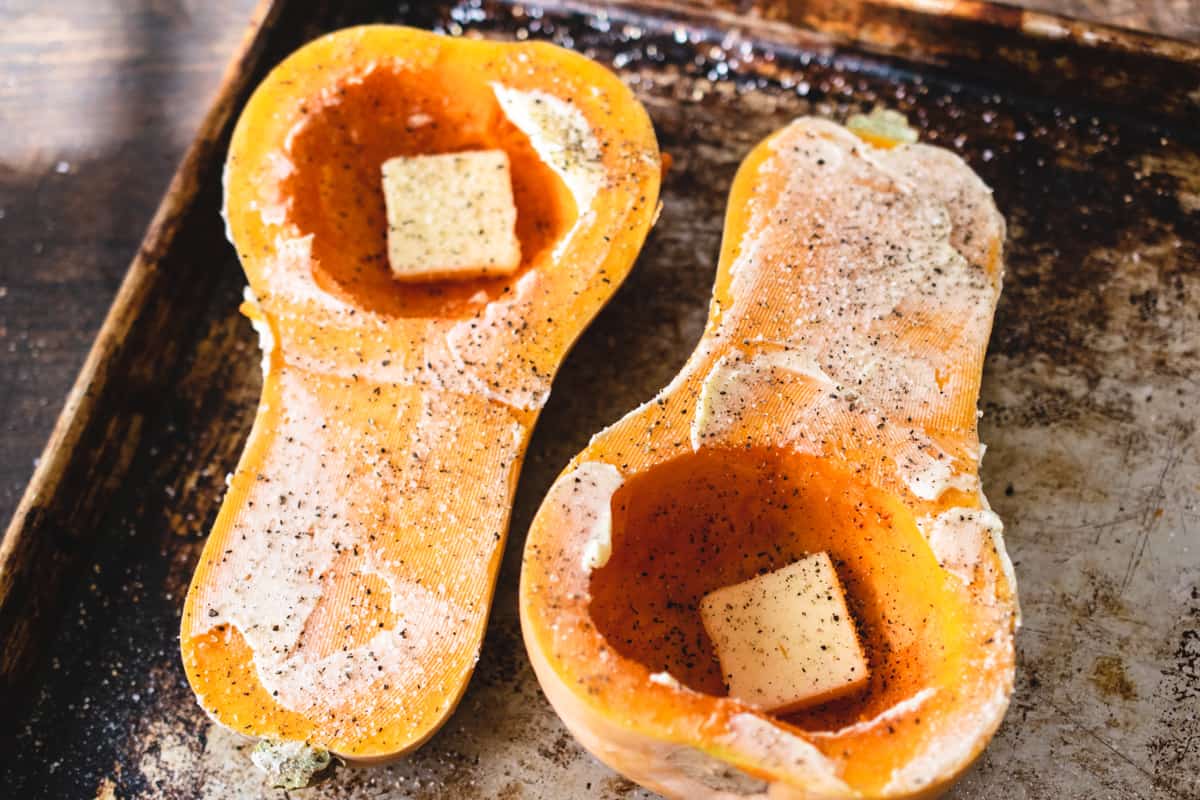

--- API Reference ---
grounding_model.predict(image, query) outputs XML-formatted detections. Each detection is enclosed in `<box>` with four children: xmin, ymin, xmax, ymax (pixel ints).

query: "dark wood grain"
<box><xmin>0</xmin><ymin>1</ymin><xmax>1197</xmax><ymax>799</ymax></box>
<box><xmin>0</xmin><ymin>0</ymin><xmax>281</xmax><ymax>703</ymax></box>
<box><xmin>0</xmin><ymin>0</ymin><xmax>262</xmax><ymax>535</ymax></box>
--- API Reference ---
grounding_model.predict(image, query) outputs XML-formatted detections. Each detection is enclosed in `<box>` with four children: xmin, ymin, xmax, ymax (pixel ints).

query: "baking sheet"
<box><xmin>0</xmin><ymin>1</ymin><xmax>1196</xmax><ymax>797</ymax></box>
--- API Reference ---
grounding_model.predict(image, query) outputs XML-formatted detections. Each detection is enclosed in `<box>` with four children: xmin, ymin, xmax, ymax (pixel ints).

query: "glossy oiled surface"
<box><xmin>180</xmin><ymin>25</ymin><xmax>659</xmax><ymax>760</ymax></box>
<box><xmin>2</xmin><ymin>2</ymin><xmax>1197</xmax><ymax>799</ymax></box>
<box><xmin>281</xmin><ymin>66</ymin><xmax>571</xmax><ymax>319</ymax></box>
<box><xmin>589</xmin><ymin>450</ymin><xmax>966</xmax><ymax>729</ymax></box>
<box><xmin>1</xmin><ymin>0</ymin><xmax>1197</xmax><ymax>572</ymax></box>
<box><xmin>521</xmin><ymin>117</ymin><xmax>1016</xmax><ymax>797</ymax></box>
<box><xmin>1</xmin><ymin>0</ymin><xmax>1197</xmax><ymax>555</ymax></box>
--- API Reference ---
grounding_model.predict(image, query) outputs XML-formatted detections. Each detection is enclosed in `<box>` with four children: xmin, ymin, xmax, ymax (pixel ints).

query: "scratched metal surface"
<box><xmin>2</xmin><ymin>1</ymin><xmax>1198</xmax><ymax>798</ymax></box>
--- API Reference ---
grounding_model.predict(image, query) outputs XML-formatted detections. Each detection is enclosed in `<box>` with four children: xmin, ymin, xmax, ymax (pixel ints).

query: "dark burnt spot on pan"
<box><xmin>989</xmin><ymin>126</ymin><xmax>1197</xmax><ymax>360</ymax></box>
<box><xmin>4</xmin><ymin>1</ymin><xmax>1199</xmax><ymax>798</ymax></box>
<box><xmin>423</xmin><ymin>0</ymin><xmax>1200</xmax><ymax>418</ymax></box>
<box><xmin>1145</xmin><ymin>588</ymin><xmax>1200</xmax><ymax>784</ymax></box>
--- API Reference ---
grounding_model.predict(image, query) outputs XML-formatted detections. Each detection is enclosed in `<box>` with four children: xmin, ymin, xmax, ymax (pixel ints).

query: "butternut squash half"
<box><xmin>180</xmin><ymin>26</ymin><xmax>660</xmax><ymax>764</ymax></box>
<box><xmin>521</xmin><ymin>117</ymin><xmax>1018</xmax><ymax>798</ymax></box>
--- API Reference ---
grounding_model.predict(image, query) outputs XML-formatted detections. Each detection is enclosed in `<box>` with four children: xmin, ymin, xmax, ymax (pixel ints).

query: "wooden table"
<box><xmin>0</xmin><ymin>0</ymin><xmax>1195</xmax><ymax>530</ymax></box>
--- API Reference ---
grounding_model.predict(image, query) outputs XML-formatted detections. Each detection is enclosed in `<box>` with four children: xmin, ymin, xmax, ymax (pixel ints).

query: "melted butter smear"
<box><xmin>694</xmin><ymin>119</ymin><xmax>1006</xmax><ymax>503</ymax></box>
<box><xmin>245</xmin><ymin>82</ymin><xmax>608</xmax><ymax>413</ymax></box>
<box><xmin>193</xmin><ymin>366</ymin><xmax>523</xmax><ymax>719</ymax></box>
<box><xmin>527</xmin><ymin>118</ymin><xmax>1017</xmax><ymax>796</ymax></box>
<box><xmin>187</xmin><ymin>82</ymin><xmax>613</xmax><ymax>755</ymax></box>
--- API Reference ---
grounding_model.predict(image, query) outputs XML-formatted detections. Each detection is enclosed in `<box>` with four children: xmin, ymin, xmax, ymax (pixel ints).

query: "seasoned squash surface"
<box><xmin>180</xmin><ymin>25</ymin><xmax>660</xmax><ymax>762</ymax></box>
<box><xmin>521</xmin><ymin>118</ymin><xmax>1017</xmax><ymax>798</ymax></box>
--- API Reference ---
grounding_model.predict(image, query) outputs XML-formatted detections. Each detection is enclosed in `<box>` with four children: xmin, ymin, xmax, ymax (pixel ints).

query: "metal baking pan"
<box><xmin>1</xmin><ymin>1</ymin><xmax>1196</xmax><ymax>797</ymax></box>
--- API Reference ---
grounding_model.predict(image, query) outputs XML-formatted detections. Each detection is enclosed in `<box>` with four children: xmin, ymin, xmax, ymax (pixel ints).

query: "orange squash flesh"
<box><xmin>180</xmin><ymin>26</ymin><xmax>660</xmax><ymax>762</ymax></box>
<box><xmin>521</xmin><ymin>118</ymin><xmax>1018</xmax><ymax>798</ymax></box>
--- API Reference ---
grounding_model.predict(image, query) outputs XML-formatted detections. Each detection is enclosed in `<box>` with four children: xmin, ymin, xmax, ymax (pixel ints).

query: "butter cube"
<box><xmin>700</xmin><ymin>552</ymin><xmax>868</xmax><ymax>712</ymax></box>
<box><xmin>381</xmin><ymin>150</ymin><xmax>521</xmax><ymax>282</ymax></box>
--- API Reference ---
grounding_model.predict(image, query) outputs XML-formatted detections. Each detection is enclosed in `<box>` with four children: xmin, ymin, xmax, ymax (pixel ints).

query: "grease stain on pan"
<box><xmin>1090</xmin><ymin>655</ymin><xmax>1138</xmax><ymax>701</ymax></box>
<box><xmin>4</xmin><ymin>1</ymin><xmax>1199</xmax><ymax>799</ymax></box>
